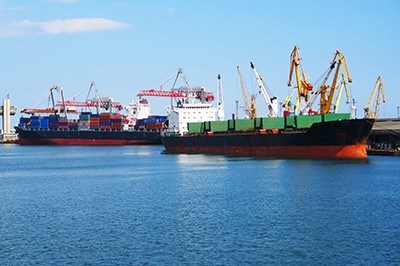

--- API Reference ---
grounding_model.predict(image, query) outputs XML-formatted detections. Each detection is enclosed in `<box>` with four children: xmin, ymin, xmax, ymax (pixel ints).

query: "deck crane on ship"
<box><xmin>237</xmin><ymin>65</ymin><xmax>257</xmax><ymax>119</ymax></box>
<box><xmin>216</xmin><ymin>74</ymin><xmax>225</xmax><ymax>121</ymax></box>
<box><xmin>364</xmin><ymin>76</ymin><xmax>386</xmax><ymax>119</ymax></box>
<box><xmin>333</xmin><ymin>73</ymin><xmax>351</xmax><ymax>114</ymax></box>
<box><xmin>250</xmin><ymin>62</ymin><xmax>278</xmax><ymax>117</ymax></box>
<box><xmin>286</xmin><ymin>46</ymin><xmax>313</xmax><ymax>114</ymax></box>
<box><xmin>301</xmin><ymin>49</ymin><xmax>352</xmax><ymax>115</ymax></box>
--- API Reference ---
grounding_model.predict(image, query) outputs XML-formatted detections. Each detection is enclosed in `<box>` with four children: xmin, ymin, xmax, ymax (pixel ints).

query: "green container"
<box><xmin>235</xmin><ymin>119</ymin><xmax>255</xmax><ymax>131</ymax></box>
<box><xmin>210</xmin><ymin>121</ymin><xmax>228</xmax><ymax>132</ymax></box>
<box><xmin>261</xmin><ymin>117</ymin><xmax>285</xmax><ymax>129</ymax></box>
<box><xmin>323</xmin><ymin>113</ymin><xmax>351</xmax><ymax>122</ymax></box>
<box><xmin>296</xmin><ymin>115</ymin><xmax>322</xmax><ymax>128</ymax></box>
<box><xmin>228</xmin><ymin>120</ymin><xmax>235</xmax><ymax>130</ymax></box>
<box><xmin>285</xmin><ymin>116</ymin><xmax>296</xmax><ymax>128</ymax></box>
<box><xmin>188</xmin><ymin>122</ymin><xmax>203</xmax><ymax>134</ymax></box>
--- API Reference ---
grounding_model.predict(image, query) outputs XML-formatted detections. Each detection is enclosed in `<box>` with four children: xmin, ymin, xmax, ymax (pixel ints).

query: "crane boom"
<box><xmin>217</xmin><ymin>74</ymin><xmax>225</xmax><ymax>120</ymax></box>
<box><xmin>333</xmin><ymin>73</ymin><xmax>351</xmax><ymax>113</ymax></box>
<box><xmin>250</xmin><ymin>62</ymin><xmax>277</xmax><ymax>117</ymax></box>
<box><xmin>237</xmin><ymin>65</ymin><xmax>252</xmax><ymax>118</ymax></box>
<box><xmin>287</xmin><ymin>46</ymin><xmax>313</xmax><ymax>113</ymax></box>
<box><xmin>320</xmin><ymin>50</ymin><xmax>352</xmax><ymax>114</ymax></box>
<box><xmin>364</xmin><ymin>76</ymin><xmax>386</xmax><ymax>119</ymax></box>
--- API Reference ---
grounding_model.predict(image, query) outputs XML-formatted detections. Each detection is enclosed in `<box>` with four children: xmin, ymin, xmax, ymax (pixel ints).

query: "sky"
<box><xmin>1</xmin><ymin>0</ymin><xmax>399</xmax><ymax>126</ymax></box>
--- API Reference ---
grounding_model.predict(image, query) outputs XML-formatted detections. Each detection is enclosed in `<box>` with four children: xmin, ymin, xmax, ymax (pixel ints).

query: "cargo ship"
<box><xmin>15</xmin><ymin>84</ymin><xmax>166</xmax><ymax>145</ymax></box>
<box><xmin>160</xmin><ymin>54</ymin><xmax>375</xmax><ymax>159</ymax></box>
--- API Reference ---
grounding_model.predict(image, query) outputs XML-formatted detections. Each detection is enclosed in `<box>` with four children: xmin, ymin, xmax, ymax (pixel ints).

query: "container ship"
<box><xmin>15</xmin><ymin>84</ymin><xmax>166</xmax><ymax>145</ymax></box>
<box><xmin>160</xmin><ymin>50</ymin><xmax>375</xmax><ymax>159</ymax></box>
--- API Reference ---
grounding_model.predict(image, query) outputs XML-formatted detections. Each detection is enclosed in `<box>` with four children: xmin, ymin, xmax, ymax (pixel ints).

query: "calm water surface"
<box><xmin>0</xmin><ymin>144</ymin><xmax>399</xmax><ymax>265</ymax></box>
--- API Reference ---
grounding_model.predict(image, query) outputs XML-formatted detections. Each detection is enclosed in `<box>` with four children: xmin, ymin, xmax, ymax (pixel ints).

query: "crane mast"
<box><xmin>320</xmin><ymin>50</ymin><xmax>352</xmax><ymax>114</ymax></box>
<box><xmin>364</xmin><ymin>76</ymin><xmax>386</xmax><ymax>119</ymax></box>
<box><xmin>333</xmin><ymin>73</ymin><xmax>351</xmax><ymax>113</ymax></box>
<box><xmin>237</xmin><ymin>65</ymin><xmax>257</xmax><ymax>119</ymax></box>
<box><xmin>216</xmin><ymin>74</ymin><xmax>225</xmax><ymax>121</ymax></box>
<box><xmin>287</xmin><ymin>46</ymin><xmax>313</xmax><ymax>114</ymax></box>
<box><xmin>250</xmin><ymin>62</ymin><xmax>277</xmax><ymax>117</ymax></box>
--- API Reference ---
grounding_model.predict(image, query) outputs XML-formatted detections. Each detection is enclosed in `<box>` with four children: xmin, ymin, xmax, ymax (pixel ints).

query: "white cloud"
<box><xmin>0</xmin><ymin>18</ymin><xmax>131</xmax><ymax>37</ymax></box>
<box><xmin>166</xmin><ymin>7</ymin><xmax>175</xmax><ymax>13</ymax></box>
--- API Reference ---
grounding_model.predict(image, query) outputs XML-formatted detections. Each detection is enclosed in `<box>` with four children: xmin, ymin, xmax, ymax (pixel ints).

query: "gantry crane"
<box><xmin>237</xmin><ymin>65</ymin><xmax>257</xmax><ymax>119</ymax></box>
<box><xmin>287</xmin><ymin>46</ymin><xmax>313</xmax><ymax>114</ymax></box>
<box><xmin>250</xmin><ymin>62</ymin><xmax>277</xmax><ymax>117</ymax></box>
<box><xmin>21</xmin><ymin>85</ymin><xmax>68</xmax><ymax>114</ymax></box>
<box><xmin>137</xmin><ymin>69</ymin><xmax>215</xmax><ymax>102</ymax></box>
<box><xmin>364</xmin><ymin>76</ymin><xmax>386</xmax><ymax>119</ymax></box>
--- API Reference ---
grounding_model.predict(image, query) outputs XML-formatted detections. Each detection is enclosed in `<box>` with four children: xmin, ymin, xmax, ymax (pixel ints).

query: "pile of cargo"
<box><xmin>18</xmin><ymin>112</ymin><xmax>128</xmax><ymax>131</ymax></box>
<box><xmin>187</xmin><ymin>113</ymin><xmax>352</xmax><ymax>134</ymax></box>
<box><xmin>134</xmin><ymin>116</ymin><xmax>167</xmax><ymax>131</ymax></box>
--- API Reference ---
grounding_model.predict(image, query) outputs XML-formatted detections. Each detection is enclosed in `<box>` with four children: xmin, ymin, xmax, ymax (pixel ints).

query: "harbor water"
<box><xmin>1</xmin><ymin>145</ymin><xmax>399</xmax><ymax>264</ymax></box>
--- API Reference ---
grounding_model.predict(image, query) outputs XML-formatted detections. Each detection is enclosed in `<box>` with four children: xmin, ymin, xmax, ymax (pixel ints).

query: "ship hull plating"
<box><xmin>15</xmin><ymin>127</ymin><xmax>161</xmax><ymax>145</ymax></box>
<box><xmin>161</xmin><ymin>118</ymin><xmax>375</xmax><ymax>159</ymax></box>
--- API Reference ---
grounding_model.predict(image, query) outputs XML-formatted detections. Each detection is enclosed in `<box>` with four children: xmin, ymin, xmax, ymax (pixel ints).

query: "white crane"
<box><xmin>216</xmin><ymin>74</ymin><xmax>225</xmax><ymax>121</ymax></box>
<box><xmin>250</xmin><ymin>62</ymin><xmax>278</xmax><ymax>117</ymax></box>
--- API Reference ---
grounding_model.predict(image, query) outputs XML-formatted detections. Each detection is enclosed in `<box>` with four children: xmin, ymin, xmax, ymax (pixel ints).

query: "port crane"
<box><xmin>301</xmin><ymin>50</ymin><xmax>352</xmax><ymax>115</ymax></box>
<box><xmin>364</xmin><ymin>76</ymin><xmax>386</xmax><ymax>119</ymax></box>
<box><xmin>287</xmin><ymin>46</ymin><xmax>313</xmax><ymax>114</ymax></box>
<box><xmin>55</xmin><ymin>82</ymin><xmax>123</xmax><ymax>112</ymax></box>
<box><xmin>250</xmin><ymin>62</ymin><xmax>278</xmax><ymax>117</ymax></box>
<box><xmin>237</xmin><ymin>65</ymin><xmax>257</xmax><ymax>119</ymax></box>
<box><xmin>333</xmin><ymin>73</ymin><xmax>351</xmax><ymax>113</ymax></box>
<box><xmin>21</xmin><ymin>85</ymin><xmax>68</xmax><ymax>114</ymax></box>
<box><xmin>137</xmin><ymin>69</ymin><xmax>215</xmax><ymax>102</ymax></box>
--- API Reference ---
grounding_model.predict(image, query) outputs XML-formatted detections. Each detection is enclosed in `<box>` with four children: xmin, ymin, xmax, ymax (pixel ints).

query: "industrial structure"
<box><xmin>1</xmin><ymin>95</ymin><xmax>18</xmax><ymax>143</ymax></box>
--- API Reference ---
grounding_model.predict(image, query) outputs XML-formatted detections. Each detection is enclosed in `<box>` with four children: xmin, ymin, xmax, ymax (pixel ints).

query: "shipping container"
<box><xmin>235</xmin><ymin>119</ymin><xmax>255</xmax><ymax>131</ymax></box>
<box><xmin>261</xmin><ymin>117</ymin><xmax>285</xmax><ymax>130</ymax></box>
<box><xmin>296</xmin><ymin>115</ymin><xmax>322</xmax><ymax>128</ymax></box>
<box><xmin>210</xmin><ymin>121</ymin><xmax>228</xmax><ymax>132</ymax></box>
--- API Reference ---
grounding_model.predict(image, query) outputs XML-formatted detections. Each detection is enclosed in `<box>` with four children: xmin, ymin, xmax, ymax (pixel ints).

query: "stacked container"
<box><xmin>90</xmin><ymin>114</ymin><xmax>100</xmax><ymax>129</ymax></box>
<box><xmin>68</xmin><ymin>119</ymin><xmax>79</xmax><ymax>130</ymax></box>
<box><xmin>100</xmin><ymin>113</ymin><xmax>111</xmax><ymax>129</ymax></box>
<box><xmin>49</xmin><ymin>114</ymin><xmax>60</xmax><ymax>129</ymax></box>
<box><xmin>111</xmin><ymin>113</ymin><xmax>124</xmax><ymax>130</ymax></box>
<box><xmin>40</xmin><ymin>116</ymin><xmax>49</xmax><ymax>129</ymax></box>
<box><xmin>19</xmin><ymin>117</ymin><xmax>30</xmax><ymax>129</ymax></box>
<box><xmin>59</xmin><ymin>116</ymin><xmax>68</xmax><ymax>129</ymax></box>
<box><xmin>79</xmin><ymin>112</ymin><xmax>91</xmax><ymax>130</ymax></box>
<box><xmin>29</xmin><ymin>116</ymin><xmax>40</xmax><ymax>129</ymax></box>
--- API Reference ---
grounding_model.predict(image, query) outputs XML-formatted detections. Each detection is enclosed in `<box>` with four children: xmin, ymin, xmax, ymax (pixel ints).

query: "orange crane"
<box><xmin>301</xmin><ymin>49</ymin><xmax>352</xmax><ymax>115</ymax></box>
<box><xmin>319</xmin><ymin>50</ymin><xmax>352</xmax><ymax>114</ymax></box>
<box><xmin>364</xmin><ymin>76</ymin><xmax>385</xmax><ymax>119</ymax></box>
<box><xmin>287</xmin><ymin>46</ymin><xmax>313</xmax><ymax>113</ymax></box>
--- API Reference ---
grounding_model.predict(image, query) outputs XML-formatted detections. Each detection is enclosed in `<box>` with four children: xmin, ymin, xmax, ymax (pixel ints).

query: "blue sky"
<box><xmin>1</xmin><ymin>0</ymin><xmax>399</xmax><ymax>125</ymax></box>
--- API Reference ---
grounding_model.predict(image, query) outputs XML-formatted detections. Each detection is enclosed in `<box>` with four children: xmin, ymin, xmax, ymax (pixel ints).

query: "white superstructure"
<box><xmin>165</xmin><ymin>101</ymin><xmax>217</xmax><ymax>135</ymax></box>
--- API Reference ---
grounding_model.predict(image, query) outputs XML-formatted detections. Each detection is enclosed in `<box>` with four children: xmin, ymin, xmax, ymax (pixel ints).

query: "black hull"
<box><xmin>15</xmin><ymin>127</ymin><xmax>162</xmax><ymax>145</ymax></box>
<box><xmin>161</xmin><ymin>118</ymin><xmax>375</xmax><ymax>158</ymax></box>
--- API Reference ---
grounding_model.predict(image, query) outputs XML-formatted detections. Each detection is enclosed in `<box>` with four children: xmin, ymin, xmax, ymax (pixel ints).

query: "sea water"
<box><xmin>0</xmin><ymin>144</ymin><xmax>399</xmax><ymax>265</ymax></box>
